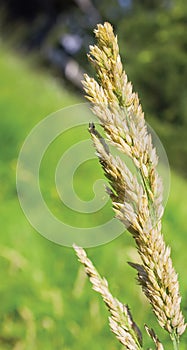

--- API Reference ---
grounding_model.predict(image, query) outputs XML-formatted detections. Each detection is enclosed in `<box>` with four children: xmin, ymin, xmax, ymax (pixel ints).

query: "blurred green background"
<box><xmin>0</xmin><ymin>0</ymin><xmax>187</xmax><ymax>349</ymax></box>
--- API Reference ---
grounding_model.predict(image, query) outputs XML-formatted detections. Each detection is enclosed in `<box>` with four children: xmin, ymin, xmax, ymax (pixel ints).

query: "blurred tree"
<box><xmin>117</xmin><ymin>0</ymin><xmax>187</xmax><ymax>125</ymax></box>
<box><xmin>0</xmin><ymin>0</ymin><xmax>186</xmax><ymax>127</ymax></box>
<box><xmin>0</xmin><ymin>0</ymin><xmax>76</xmax><ymax>21</ymax></box>
<box><xmin>133</xmin><ymin>0</ymin><xmax>172</xmax><ymax>10</ymax></box>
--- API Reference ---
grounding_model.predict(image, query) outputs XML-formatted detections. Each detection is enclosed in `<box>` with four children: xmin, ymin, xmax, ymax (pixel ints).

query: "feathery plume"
<box><xmin>83</xmin><ymin>22</ymin><xmax>186</xmax><ymax>346</ymax></box>
<box><xmin>73</xmin><ymin>244</ymin><xmax>143</xmax><ymax>349</ymax></box>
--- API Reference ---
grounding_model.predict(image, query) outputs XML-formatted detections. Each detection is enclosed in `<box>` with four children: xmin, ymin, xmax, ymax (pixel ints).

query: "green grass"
<box><xmin>0</xmin><ymin>47</ymin><xmax>187</xmax><ymax>349</ymax></box>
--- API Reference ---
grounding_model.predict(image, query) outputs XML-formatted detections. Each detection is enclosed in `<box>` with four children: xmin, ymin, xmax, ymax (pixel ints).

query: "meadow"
<box><xmin>0</xmin><ymin>47</ymin><xmax>187</xmax><ymax>349</ymax></box>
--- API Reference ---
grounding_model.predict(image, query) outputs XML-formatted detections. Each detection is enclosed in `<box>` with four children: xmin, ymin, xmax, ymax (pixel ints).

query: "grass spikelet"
<box><xmin>73</xmin><ymin>244</ymin><xmax>143</xmax><ymax>349</ymax></box>
<box><xmin>74</xmin><ymin>22</ymin><xmax>186</xmax><ymax>349</ymax></box>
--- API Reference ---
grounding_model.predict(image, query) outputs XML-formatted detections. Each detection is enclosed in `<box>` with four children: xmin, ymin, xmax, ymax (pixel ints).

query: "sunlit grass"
<box><xmin>0</xmin><ymin>47</ymin><xmax>186</xmax><ymax>349</ymax></box>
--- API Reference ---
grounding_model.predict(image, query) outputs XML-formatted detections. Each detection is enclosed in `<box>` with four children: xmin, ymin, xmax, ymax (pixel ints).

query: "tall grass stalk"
<box><xmin>73</xmin><ymin>22</ymin><xmax>186</xmax><ymax>349</ymax></box>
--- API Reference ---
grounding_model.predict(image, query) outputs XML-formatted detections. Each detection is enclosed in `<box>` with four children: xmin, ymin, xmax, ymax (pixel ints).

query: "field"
<box><xmin>0</xmin><ymin>47</ymin><xmax>187</xmax><ymax>349</ymax></box>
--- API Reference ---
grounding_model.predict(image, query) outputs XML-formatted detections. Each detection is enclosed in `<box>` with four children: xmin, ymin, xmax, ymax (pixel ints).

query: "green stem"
<box><xmin>172</xmin><ymin>333</ymin><xmax>179</xmax><ymax>350</ymax></box>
